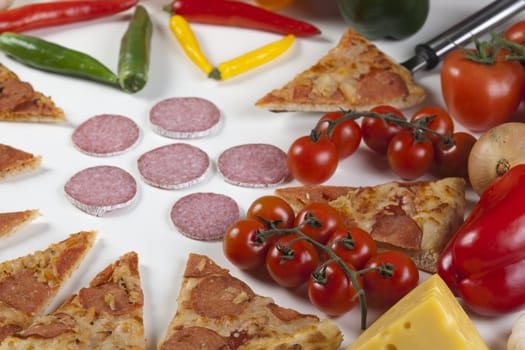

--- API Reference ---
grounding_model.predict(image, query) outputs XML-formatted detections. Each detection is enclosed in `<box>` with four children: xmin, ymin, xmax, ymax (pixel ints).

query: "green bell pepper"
<box><xmin>336</xmin><ymin>0</ymin><xmax>429</xmax><ymax>40</ymax></box>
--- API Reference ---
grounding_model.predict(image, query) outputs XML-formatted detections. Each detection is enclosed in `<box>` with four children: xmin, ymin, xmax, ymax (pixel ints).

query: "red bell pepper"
<box><xmin>438</xmin><ymin>163</ymin><xmax>525</xmax><ymax>316</ymax></box>
<box><xmin>0</xmin><ymin>0</ymin><xmax>138</xmax><ymax>34</ymax></box>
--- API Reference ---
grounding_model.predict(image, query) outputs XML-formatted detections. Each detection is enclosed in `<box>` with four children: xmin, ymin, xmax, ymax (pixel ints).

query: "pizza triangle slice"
<box><xmin>255</xmin><ymin>28</ymin><xmax>426</xmax><ymax>112</ymax></box>
<box><xmin>157</xmin><ymin>253</ymin><xmax>343</xmax><ymax>350</ymax></box>
<box><xmin>0</xmin><ymin>143</ymin><xmax>42</xmax><ymax>181</ymax></box>
<box><xmin>0</xmin><ymin>251</ymin><xmax>146</xmax><ymax>349</ymax></box>
<box><xmin>0</xmin><ymin>63</ymin><xmax>66</xmax><ymax>123</ymax></box>
<box><xmin>0</xmin><ymin>230</ymin><xmax>97</xmax><ymax>342</ymax></box>
<box><xmin>0</xmin><ymin>209</ymin><xmax>40</xmax><ymax>238</ymax></box>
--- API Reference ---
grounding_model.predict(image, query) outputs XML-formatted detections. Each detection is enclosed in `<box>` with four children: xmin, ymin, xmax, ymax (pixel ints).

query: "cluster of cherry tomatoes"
<box><xmin>287</xmin><ymin>105</ymin><xmax>477</xmax><ymax>184</ymax></box>
<box><xmin>222</xmin><ymin>195</ymin><xmax>419</xmax><ymax>317</ymax></box>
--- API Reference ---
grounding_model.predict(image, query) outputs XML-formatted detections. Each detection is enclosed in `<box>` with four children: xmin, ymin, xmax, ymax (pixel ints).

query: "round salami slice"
<box><xmin>64</xmin><ymin>165</ymin><xmax>137</xmax><ymax>217</ymax></box>
<box><xmin>217</xmin><ymin>143</ymin><xmax>289</xmax><ymax>188</ymax></box>
<box><xmin>72</xmin><ymin>114</ymin><xmax>140</xmax><ymax>157</ymax></box>
<box><xmin>170</xmin><ymin>192</ymin><xmax>240</xmax><ymax>241</ymax></box>
<box><xmin>137</xmin><ymin>143</ymin><xmax>210</xmax><ymax>189</ymax></box>
<box><xmin>149</xmin><ymin>97</ymin><xmax>221</xmax><ymax>139</ymax></box>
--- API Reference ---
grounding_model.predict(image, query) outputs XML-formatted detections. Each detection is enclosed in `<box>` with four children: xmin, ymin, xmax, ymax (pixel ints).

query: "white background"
<box><xmin>0</xmin><ymin>0</ymin><xmax>520</xmax><ymax>348</ymax></box>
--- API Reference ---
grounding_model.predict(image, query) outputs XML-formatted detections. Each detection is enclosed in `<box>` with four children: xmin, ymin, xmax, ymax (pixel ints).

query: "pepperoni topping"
<box><xmin>0</xmin><ymin>78</ymin><xmax>34</xmax><ymax>112</ymax></box>
<box><xmin>356</xmin><ymin>70</ymin><xmax>408</xmax><ymax>104</ymax></box>
<box><xmin>0</xmin><ymin>324</ymin><xmax>22</xmax><ymax>342</ymax></box>
<box><xmin>190</xmin><ymin>275</ymin><xmax>254</xmax><ymax>318</ymax></box>
<box><xmin>160</xmin><ymin>326</ymin><xmax>230</xmax><ymax>350</ymax></box>
<box><xmin>137</xmin><ymin>143</ymin><xmax>210</xmax><ymax>189</ymax></box>
<box><xmin>0</xmin><ymin>270</ymin><xmax>53</xmax><ymax>314</ymax></box>
<box><xmin>72</xmin><ymin>114</ymin><xmax>140</xmax><ymax>157</ymax></box>
<box><xmin>79</xmin><ymin>282</ymin><xmax>140</xmax><ymax>316</ymax></box>
<box><xmin>184</xmin><ymin>253</ymin><xmax>230</xmax><ymax>278</ymax></box>
<box><xmin>19</xmin><ymin>313</ymin><xmax>76</xmax><ymax>339</ymax></box>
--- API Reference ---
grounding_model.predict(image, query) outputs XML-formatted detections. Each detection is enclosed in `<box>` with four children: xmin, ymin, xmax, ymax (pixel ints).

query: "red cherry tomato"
<box><xmin>287</xmin><ymin>135</ymin><xmax>339</xmax><ymax>185</ymax></box>
<box><xmin>326</xmin><ymin>226</ymin><xmax>376</xmax><ymax>269</ymax></box>
<box><xmin>434</xmin><ymin>131</ymin><xmax>477</xmax><ymax>179</ymax></box>
<box><xmin>266</xmin><ymin>234</ymin><xmax>319</xmax><ymax>288</ymax></box>
<box><xmin>362</xmin><ymin>251</ymin><xmax>419</xmax><ymax>308</ymax></box>
<box><xmin>294</xmin><ymin>202</ymin><xmax>344</xmax><ymax>244</ymax></box>
<box><xmin>387</xmin><ymin>129</ymin><xmax>434</xmax><ymax>180</ymax></box>
<box><xmin>246</xmin><ymin>195</ymin><xmax>295</xmax><ymax>229</ymax></box>
<box><xmin>222</xmin><ymin>219</ymin><xmax>275</xmax><ymax>270</ymax></box>
<box><xmin>307</xmin><ymin>261</ymin><xmax>361</xmax><ymax>316</ymax></box>
<box><xmin>361</xmin><ymin>105</ymin><xmax>406</xmax><ymax>155</ymax></box>
<box><xmin>410</xmin><ymin>106</ymin><xmax>454</xmax><ymax>144</ymax></box>
<box><xmin>441</xmin><ymin>48</ymin><xmax>525</xmax><ymax>132</ymax></box>
<box><xmin>317</xmin><ymin>111</ymin><xmax>362</xmax><ymax>159</ymax></box>
<box><xmin>505</xmin><ymin>20</ymin><xmax>525</xmax><ymax>44</ymax></box>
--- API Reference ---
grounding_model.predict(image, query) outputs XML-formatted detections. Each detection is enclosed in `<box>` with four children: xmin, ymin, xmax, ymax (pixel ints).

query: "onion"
<box><xmin>468</xmin><ymin>122</ymin><xmax>525</xmax><ymax>196</ymax></box>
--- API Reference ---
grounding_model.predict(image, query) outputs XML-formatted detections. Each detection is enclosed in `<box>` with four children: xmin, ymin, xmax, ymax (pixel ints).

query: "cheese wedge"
<box><xmin>346</xmin><ymin>274</ymin><xmax>488</xmax><ymax>350</ymax></box>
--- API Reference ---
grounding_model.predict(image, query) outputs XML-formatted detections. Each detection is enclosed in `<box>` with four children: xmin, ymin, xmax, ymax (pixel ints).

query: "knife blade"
<box><xmin>402</xmin><ymin>0</ymin><xmax>525</xmax><ymax>73</ymax></box>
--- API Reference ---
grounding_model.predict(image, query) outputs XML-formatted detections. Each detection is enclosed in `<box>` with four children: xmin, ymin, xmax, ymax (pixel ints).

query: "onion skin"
<box><xmin>468</xmin><ymin>122</ymin><xmax>525</xmax><ymax>196</ymax></box>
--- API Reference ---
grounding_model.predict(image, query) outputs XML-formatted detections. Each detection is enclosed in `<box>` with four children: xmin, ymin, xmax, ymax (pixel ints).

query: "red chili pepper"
<box><xmin>437</xmin><ymin>163</ymin><xmax>525</xmax><ymax>316</ymax></box>
<box><xmin>0</xmin><ymin>0</ymin><xmax>139</xmax><ymax>33</ymax></box>
<box><xmin>170</xmin><ymin>0</ymin><xmax>321</xmax><ymax>37</ymax></box>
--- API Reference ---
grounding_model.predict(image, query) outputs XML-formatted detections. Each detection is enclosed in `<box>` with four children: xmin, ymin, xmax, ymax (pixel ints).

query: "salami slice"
<box><xmin>217</xmin><ymin>143</ymin><xmax>289</xmax><ymax>188</ymax></box>
<box><xmin>137</xmin><ymin>143</ymin><xmax>210</xmax><ymax>189</ymax></box>
<box><xmin>149</xmin><ymin>97</ymin><xmax>221</xmax><ymax>139</ymax></box>
<box><xmin>64</xmin><ymin>165</ymin><xmax>137</xmax><ymax>217</ymax></box>
<box><xmin>170</xmin><ymin>192</ymin><xmax>240</xmax><ymax>241</ymax></box>
<box><xmin>72</xmin><ymin>114</ymin><xmax>140</xmax><ymax>157</ymax></box>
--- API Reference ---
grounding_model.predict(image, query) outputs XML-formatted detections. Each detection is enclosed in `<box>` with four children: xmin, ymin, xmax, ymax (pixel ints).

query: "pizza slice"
<box><xmin>255</xmin><ymin>28</ymin><xmax>425</xmax><ymax>112</ymax></box>
<box><xmin>0</xmin><ymin>251</ymin><xmax>145</xmax><ymax>349</ymax></box>
<box><xmin>0</xmin><ymin>230</ymin><xmax>96</xmax><ymax>342</ymax></box>
<box><xmin>0</xmin><ymin>143</ymin><xmax>42</xmax><ymax>181</ymax></box>
<box><xmin>157</xmin><ymin>253</ymin><xmax>343</xmax><ymax>350</ymax></box>
<box><xmin>275</xmin><ymin>177</ymin><xmax>467</xmax><ymax>273</ymax></box>
<box><xmin>0</xmin><ymin>63</ymin><xmax>66</xmax><ymax>123</ymax></box>
<box><xmin>0</xmin><ymin>209</ymin><xmax>40</xmax><ymax>238</ymax></box>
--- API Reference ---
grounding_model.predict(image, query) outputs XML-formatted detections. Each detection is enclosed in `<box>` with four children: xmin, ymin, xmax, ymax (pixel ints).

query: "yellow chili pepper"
<box><xmin>209</xmin><ymin>34</ymin><xmax>295</xmax><ymax>81</ymax></box>
<box><xmin>169</xmin><ymin>14</ymin><xmax>213</xmax><ymax>74</ymax></box>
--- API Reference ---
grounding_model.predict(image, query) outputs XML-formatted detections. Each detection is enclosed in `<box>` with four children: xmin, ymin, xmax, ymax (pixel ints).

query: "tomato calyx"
<box><xmin>462</xmin><ymin>32</ymin><xmax>525</xmax><ymax>64</ymax></box>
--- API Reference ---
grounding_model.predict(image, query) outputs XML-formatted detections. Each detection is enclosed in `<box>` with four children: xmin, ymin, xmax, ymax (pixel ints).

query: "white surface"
<box><xmin>0</xmin><ymin>0</ymin><xmax>521</xmax><ymax>348</ymax></box>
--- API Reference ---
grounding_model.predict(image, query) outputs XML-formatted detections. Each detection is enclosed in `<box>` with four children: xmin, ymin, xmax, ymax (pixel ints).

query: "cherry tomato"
<box><xmin>246</xmin><ymin>195</ymin><xmax>295</xmax><ymax>229</ymax></box>
<box><xmin>441</xmin><ymin>48</ymin><xmax>525</xmax><ymax>132</ymax></box>
<box><xmin>361</xmin><ymin>105</ymin><xmax>406</xmax><ymax>155</ymax></box>
<box><xmin>266</xmin><ymin>234</ymin><xmax>319</xmax><ymax>288</ymax></box>
<box><xmin>387</xmin><ymin>129</ymin><xmax>434</xmax><ymax>180</ymax></box>
<box><xmin>326</xmin><ymin>226</ymin><xmax>376</xmax><ymax>269</ymax></box>
<box><xmin>307</xmin><ymin>261</ymin><xmax>361</xmax><ymax>316</ymax></box>
<box><xmin>317</xmin><ymin>111</ymin><xmax>362</xmax><ymax>159</ymax></box>
<box><xmin>434</xmin><ymin>132</ymin><xmax>477</xmax><ymax>179</ymax></box>
<box><xmin>505</xmin><ymin>20</ymin><xmax>525</xmax><ymax>44</ymax></box>
<box><xmin>223</xmin><ymin>219</ymin><xmax>275</xmax><ymax>270</ymax></box>
<box><xmin>287</xmin><ymin>135</ymin><xmax>339</xmax><ymax>185</ymax></box>
<box><xmin>294</xmin><ymin>202</ymin><xmax>344</xmax><ymax>244</ymax></box>
<box><xmin>362</xmin><ymin>251</ymin><xmax>419</xmax><ymax>308</ymax></box>
<box><xmin>410</xmin><ymin>106</ymin><xmax>454</xmax><ymax>144</ymax></box>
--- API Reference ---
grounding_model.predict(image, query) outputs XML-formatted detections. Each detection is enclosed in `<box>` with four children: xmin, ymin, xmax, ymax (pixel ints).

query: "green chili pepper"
<box><xmin>336</xmin><ymin>0</ymin><xmax>429</xmax><ymax>40</ymax></box>
<box><xmin>0</xmin><ymin>32</ymin><xmax>118</xmax><ymax>86</ymax></box>
<box><xmin>118</xmin><ymin>5</ymin><xmax>152</xmax><ymax>93</ymax></box>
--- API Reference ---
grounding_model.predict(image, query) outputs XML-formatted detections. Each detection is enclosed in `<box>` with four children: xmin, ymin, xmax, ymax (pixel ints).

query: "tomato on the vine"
<box><xmin>294</xmin><ymin>202</ymin><xmax>344</xmax><ymax>244</ymax></box>
<box><xmin>246</xmin><ymin>195</ymin><xmax>295</xmax><ymax>229</ymax></box>
<box><xmin>387</xmin><ymin>129</ymin><xmax>434</xmax><ymax>180</ymax></box>
<box><xmin>287</xmin><ymin>135</ymin><xmax>339</xmax><ymax>185</ymax></box>
<box><xmin>362</xmin><ymin>251</ymin><xmax>419</xmax><ymax>307</ymax></box>
<box><xmin>222</xmin><ymin>218</ymin><xmax>275</xmax><ymax>270</ymax></box>
<box><xmin>307</xmin><ymin>261</ymin><xmax>361</xmax><ymax>316</ymax></box>
<box><xmin>317</xmin><ymin>111</ymin><xmax>362</xmax><ymax>159</ymax></box>
<box><xmin>266</xmin><ymin>234</ymin><xmax>319</xmax><ymax>288</ymax></box>
<box><xmin>434</xmin><ymin>131</ymin><xmax>477</xmax><ymax>179</ymax></box>
<box><xmin>505</xmin><ymin>20</ymin><xmax>525</xmax><ymax>44</ymax></box>
<box><xmin>410</xmin><ymin>106</ymin><xmax>454</xmax><ymax>144</ymax></box>
<box><xmin>326</xmin><ymin>226</ymin><xmax>376</xmax><ymax>269</ymax></box>
<box><xmin>361</xmin><ymin>105</ymin><xmax>406</xmax><ymax>155</ymax></box>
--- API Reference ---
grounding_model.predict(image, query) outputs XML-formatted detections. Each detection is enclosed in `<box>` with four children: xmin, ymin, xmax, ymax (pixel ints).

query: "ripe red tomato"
<box><xmin>317</xmin><ymin>111</ymin><xmax>362</xmax><ymax>159</ymax></box>
<box><xmin>387</xmin><ymin>129</ymin><xmax>434</xmax><ymax>180</ymax></box>
<box><xmin>441</xmin><ymin>48</ymin><xmax>525</xmax><ymax>132</ymax></box>
<box><xmin>410</xmin><ymin>106</ymin><xmax>454</xmax><ymax>144</ymax></box>
<box><xmin>266</xmin><ymin>234</ymin><xmax>319</xmax><ymax>288</ymax></box>
<box><xmin>246</xmin><ymin>195</ymin><xmax>295</xmax><ymax>229</ymax></box>
<box><xmin>362</xmin><ymin>251</ymin><xmax>419</xmax><ymax>308</ymax></box>
<box><xmin>361</xmin><ymin>105</ymin><xmax>406</xmax><ymax>155</ymax></box>
<box><xmin>434</xmin><ymin>131</ymin><xmax>477</xmax><ymax>179</ymax></box>
<box><xmin>222</xmin><ymin>219</ymin><xmax>275</xmax><ymax>270</ymax></box>
<box><xmin>326</xmin><ymin>226</ymin><xmax>376</xmax><ymax>269</ymax></box>
<box><xmin>294</xmin><ymin>202</ymin><xmax>344</xmax><ymax>244</ymax></box>
<box><xmin>505</xmin><ymin>20</ymin><xmax>525</xmax><ymax>44</ymax></box>
<box><xmin>287</xmin><ymin>135</ymin><xmax>339</xmax><ymax>185</ymax></box>
<box><xmin>307</xmin><ymin>261</ymin><xmax>361</xmax><ymax>316</ymax></box>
